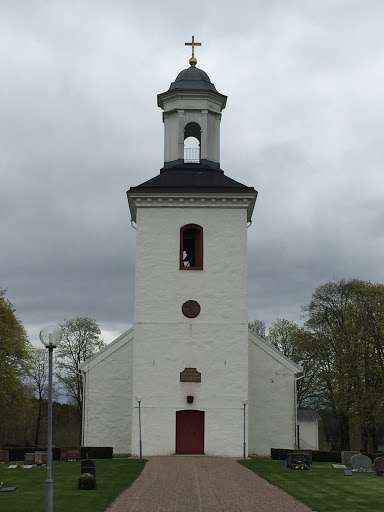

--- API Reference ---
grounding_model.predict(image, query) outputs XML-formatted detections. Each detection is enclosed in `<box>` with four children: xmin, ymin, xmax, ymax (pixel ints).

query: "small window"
<box><xmin>180</xmin><ymin>224</ymin><xmax>203</xmax><ymax>270</ymax></box>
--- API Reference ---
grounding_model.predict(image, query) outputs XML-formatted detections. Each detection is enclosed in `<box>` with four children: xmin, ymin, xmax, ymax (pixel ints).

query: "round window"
<box><xmin>182</xmin><ymin>300</ymin><xmax>201</xmax><ymax>318</ymax></box>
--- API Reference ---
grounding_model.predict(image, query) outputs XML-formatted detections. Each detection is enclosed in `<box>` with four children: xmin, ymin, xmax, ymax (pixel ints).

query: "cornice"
<box><xmin>128</xmin><ymin>191</ymin><xmax>257</xmax><ymax>223</ymax></box>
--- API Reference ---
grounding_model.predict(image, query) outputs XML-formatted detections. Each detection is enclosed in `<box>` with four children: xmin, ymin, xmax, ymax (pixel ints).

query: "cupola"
<box><xmin>157</xmin><ymin>37</ymin><xmax>227</xmax><ymax>169</ymax></box>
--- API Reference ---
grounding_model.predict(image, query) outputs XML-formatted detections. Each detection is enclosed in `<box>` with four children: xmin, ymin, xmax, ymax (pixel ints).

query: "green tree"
<box><xmin>268</xmin><ymin>318</ymin><xmax>320</xmax><ymax>407</ymax></box>
<box><xmin>55</xmin><ymin>317</ymin><xmax>105</xmax><ymax>436</ymax></box>
<box><xmin>0</xmin><ymin>289</ymin><xmax>32</xmax><ymax>444</ymax></box>
<box><xmin>303</xmin><ymin>279</ymin><xmax>384</xmax><ymax>451</ymax></box>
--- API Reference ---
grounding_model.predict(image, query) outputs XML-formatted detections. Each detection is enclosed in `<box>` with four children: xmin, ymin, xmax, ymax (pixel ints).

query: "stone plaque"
<box><xmin>81</xmin><ymin>459</ymin><xmax>96</xmax><ymax>477</ymax></box>
<box><xmin>350</xmin><ymin>454</ymin><xmax>372</xmax><ymax>471</ymax></box>
<box><xmin>374</xmin><ymin>456</ymin><xmax>384</xmax><ymax>476</ymax></box>
<box><xmin>344</xmin><ymin>470</ymin><xmax>353</xmax><ymax>476</ymax></box>
<box><xmin>180</xmin><ymin>367</ymin><xmax>201</xmax><ymax>383</ymax></box>
<box><xmin>341</xmin><ymin>451</ymin><xmax>360</xmax><ymax>465</ymax></box>
<box><xmin>0</xmin><ymin>487</ymin><xmax>17</xmax><ymax>492</ymax></box>
<box><xmin>287</xmin><ymin>452</ymin><xmax>311</xmax><ymax>470</ymax></box>
<box><xmin>332</xmin><ymin>464</ymin><xmax>347</xmax><ymax>469</ymax></box>
<box><xmin>0</xmin><ymin>450</ymin><xmax>9</xmax><ymax>463</ymax></box>
<box><xmin>24</xmin><ymin>453</ymin><xmax>35</xmax><ymax>465</ymax></box>
<box><xmin>61</xmin><ymin>446</ymin><xmax>81</xmax><ymax>461</ymax></box>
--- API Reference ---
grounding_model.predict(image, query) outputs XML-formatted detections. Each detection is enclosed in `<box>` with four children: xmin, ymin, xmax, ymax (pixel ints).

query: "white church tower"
<box><xmin>127</xmin><ymin>38</ymin><xmax>257</xmax><ymax>457</ymax></box>
<box><xmin>80</xmin><ymin>39</ymin><xmax>302</xmax><ymax>458</ymax></box>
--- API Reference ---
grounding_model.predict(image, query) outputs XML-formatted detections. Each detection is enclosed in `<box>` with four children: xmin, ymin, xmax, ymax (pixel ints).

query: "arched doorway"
<box><xmin>176</xmin><ymin>410</ymin><xmax>205</xmax><ymax>454</ymax></box>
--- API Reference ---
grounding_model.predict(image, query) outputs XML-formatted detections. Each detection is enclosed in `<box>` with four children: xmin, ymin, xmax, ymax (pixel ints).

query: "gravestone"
<box><xmin>332</xmin><ymin>464</ymin><xmax>347</xmax><ymax>469</ymax></box>
<box><xmin>81</xmin><ymin>459</ymin><xmax>96</xmax><ymax>477</ymax></box>
<box><xmin>344</xmin><ymin>470</ymin><xmax>353</xmax><ymax>476</ymax></box>
<box><xmin>296</xmin><ymin>450</ymin><xmax>312</xmax><ymax>464</ymax></box>
<box><xmin>287</xmin><ymin>452</ymin><xmax>311</xmax><ymax>470</ymax></box>
<box><xmin>24</xmin><ymin>453</ymin><xmax>35</xmax><ymax>465</ymax></box>
<box><xmin>350</xmin><ymin>454</ymin><xmax>372</xmax><ymax>471</ymax></box>
<box><xmin>34</xmin><ymin>451</ymin><xmax>48</xmax><ymax>464</ymax></box>
<box><xmin>341</xmin><ymin>451</ymin><xmax>360</xmax><ymax>465</ymax></box>
<box><xmin>0</xmin><ymin>487</ymin><xmax>17</xmax><ymax>492</ymax></box>
<box><xmin>0</xmin><ymin>450</ymin><xmax>9</xmax><ymax>463</ymax></box>
<box><xmin>374</xmin><ymin>456</ymin><xmax>384</xmax><ymax>476</ymax></box>
<box><xmin>60</xmin><ymin>446</ymin><xmax>81</xmax><ymax>461</ymax></box>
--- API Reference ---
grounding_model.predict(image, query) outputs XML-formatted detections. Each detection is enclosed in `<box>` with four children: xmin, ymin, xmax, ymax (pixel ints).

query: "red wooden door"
<box><xmin>176</xmin><ymin>410</ymin><xmax>205</xmax><ymax>454</ymax></box>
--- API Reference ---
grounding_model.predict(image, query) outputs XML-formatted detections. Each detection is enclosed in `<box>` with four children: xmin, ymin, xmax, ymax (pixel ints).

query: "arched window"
<box><xmin>184</xmin><ymin>122</ymin><xmax>201</xmax><ymax>163</ymax></box>
<box><xmin>180</xmin><ymin>224</ymin><xmax>203</xmax><ymax>270</ymax></box>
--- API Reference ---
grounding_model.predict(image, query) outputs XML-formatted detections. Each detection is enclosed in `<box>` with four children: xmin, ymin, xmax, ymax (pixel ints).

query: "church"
<box><xmin>79</xmin><ymin>39</ymin><xmax>302</xmax><ymax>458</ymax></box>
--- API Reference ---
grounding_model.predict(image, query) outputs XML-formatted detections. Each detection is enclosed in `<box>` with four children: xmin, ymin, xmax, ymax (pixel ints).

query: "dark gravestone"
<box><xmin>341</xmin><ymin>451</ymin><xmax>360</xmax><ymax>465</ymax></box>
<box><xmin>24</xmin><ymin>453</ymin><xmax>35</xmax><ymax>465</ymax></box>
<box><xmin>287</xmin><ymin>452</ymin><xmax>311</xmax><ymax>470</ymax></box>
<box><xmin>350</xmin><ymin>454</ymin><xmax>372</xmax><ymax>471</ymax></box>
<box><xmin>344</xmin><ymin>470</ymin><xmax>353</xmax><ymax>476</ymax></box>
<box><xmin>0</xmin><ymin>450</ymin><xmax>9</xmax><ymax>463</ymax></box>
<box><xmin>374</xmin><ymin>456</ymin><xmax>384</xmax><ymax>476</ymax></box>
<box><xmin>81</xmin><ymin>459</ymin><xmax>96</xmax><ymax>477</ymax></box>
<box><xmin>296</xmin><ymin>450</ymin><xmax>312</xmax><ymax>464</ymax></box>
<box><xmin>61</xmin><ymin>446</ymin><xmax>81</xmax><ymax>461</ymax></box>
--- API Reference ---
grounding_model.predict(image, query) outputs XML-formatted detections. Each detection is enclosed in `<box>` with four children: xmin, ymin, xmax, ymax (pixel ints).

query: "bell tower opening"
<box><xmin>184</xmin><ymin>122</ymin><xmax>201</xmax><ymax>163</ymax></box>
<box><xmin>180</xmin><ymin>224</ymin><xmax>203</xmax><ymax>270</ymax></box>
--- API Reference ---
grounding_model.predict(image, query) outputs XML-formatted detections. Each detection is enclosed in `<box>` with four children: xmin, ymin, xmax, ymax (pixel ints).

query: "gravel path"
<box><xmin>106</xmin><ymin>456</ymin><xmax>314</xmax><ymax>512</ymax></box>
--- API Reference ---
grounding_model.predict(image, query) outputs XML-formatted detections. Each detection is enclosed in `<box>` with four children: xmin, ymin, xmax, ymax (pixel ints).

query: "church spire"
<box><xmin>185</xmin><ymin>36</ymin><xmax>201</xmax><ymax>67</ymax></box>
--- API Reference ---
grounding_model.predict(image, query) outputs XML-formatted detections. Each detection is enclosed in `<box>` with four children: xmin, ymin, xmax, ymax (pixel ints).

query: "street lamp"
<box><xmin>242</xmin><ymin>399</ymin><xmax>248</xmax><ymax>460</ymax></box>
<box><xmin>40</xmin><ymin>325</ymin><xmax>62</xmax><ymax>512</ymax></box>
<box><xmin>136</xmin><ymin>395</ymin><xmax>142</xmax><ymax>459</ymax></box>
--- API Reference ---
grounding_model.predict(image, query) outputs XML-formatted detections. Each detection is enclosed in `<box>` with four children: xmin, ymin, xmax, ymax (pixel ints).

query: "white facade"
<box><xmin>131</xmin><ymin>206</ymin><xmax>249</xmax><ymax>457</ymax></box>
<box><xmin>81</xmin><ymin>330</ymin><xmax>134</xmax><ymax>454</ymax></box>
<box><xmin>248</xmin><ymin>332</ymin><xmax>299</xmax><ymax>455</ymax></box>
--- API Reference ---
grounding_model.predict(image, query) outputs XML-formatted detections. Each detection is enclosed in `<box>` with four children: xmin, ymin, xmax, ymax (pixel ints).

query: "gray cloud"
<box><xmin>1</xmin><ymin>0</ymin><xmax>384</xmax><ymax>345</ymax></box>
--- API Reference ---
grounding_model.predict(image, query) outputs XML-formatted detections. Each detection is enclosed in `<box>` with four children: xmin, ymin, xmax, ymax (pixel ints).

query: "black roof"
<box><xmin>297</xmin><ymin>408</ymin><xmax>321</xmax><ymax>421</ymax></box>
<box><xmin>168</xmin><ymin>66</ymin><xmax>217</xmax><ymax>92</ymax></box>
<box><xmin>129</xmin><ymin>164</ymin><xmax>256</xmax><ymax>194</ymax></box>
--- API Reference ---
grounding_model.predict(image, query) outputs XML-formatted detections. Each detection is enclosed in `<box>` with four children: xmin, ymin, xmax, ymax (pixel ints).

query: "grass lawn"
<box><xmin>0</xmin><ymin>458</ymin><xmax>146</xmax><ymax>512</ymax></box>
<box><xmin>240</xmin><ymin>458</ymin><xmax>384</xmax><ymax>512</ymax></box>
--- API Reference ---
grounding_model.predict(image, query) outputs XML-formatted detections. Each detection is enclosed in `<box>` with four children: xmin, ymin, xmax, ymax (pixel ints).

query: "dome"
<box><xmin>168</xmin><ymin>66</ymin><xmax>218</xmax><ymax>92</ymax></box>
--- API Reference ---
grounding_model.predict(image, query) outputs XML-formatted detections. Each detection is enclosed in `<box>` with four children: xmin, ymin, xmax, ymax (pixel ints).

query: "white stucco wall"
<box><xmin>248</xmin><ymin>336</ymin><xmax>297</xmax><ymax>456</ymax></box>
<box><xmin>298</xmin><ymin>420</ymin><xmax>319</xmax><ymax>450</ymax></box>
<box><xmin>132</xmin><ymin>206</ymin><xmax>249</xmax><ymax>457</ymax></box>
<box><xmin>81</xmin><ymin>330</ymin><xmax>133</xmax><ymax>454</ymax></box>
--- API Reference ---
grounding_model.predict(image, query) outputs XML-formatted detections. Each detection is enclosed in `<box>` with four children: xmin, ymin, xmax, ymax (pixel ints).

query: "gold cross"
<box><xmin>185</xmin><ymin>36</ymin><xmax>201</xmax><ymax>66</ymax></box>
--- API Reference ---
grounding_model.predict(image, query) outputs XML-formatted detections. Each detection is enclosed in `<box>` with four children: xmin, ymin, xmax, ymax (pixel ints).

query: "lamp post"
<box><xmin>40</xmin><ymin>325</ymin><xmax>62</xmax><ymax>512</ymax></box>
<box><xmin>136</xmin><ymin>395</ymin><xmax>142</xmax><ymax>459</ymax></box>
<box><xmin>242</xmin><ymin>399</ymin><xmax>248</xmax><ymax>460</ymax></box>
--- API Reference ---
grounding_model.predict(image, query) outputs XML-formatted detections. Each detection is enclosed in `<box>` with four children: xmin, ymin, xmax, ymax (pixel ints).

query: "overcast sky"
<box><xmin>1</xmin><ymin>0</ymin><xmax>384</xmax><ymax>347</ymax></box>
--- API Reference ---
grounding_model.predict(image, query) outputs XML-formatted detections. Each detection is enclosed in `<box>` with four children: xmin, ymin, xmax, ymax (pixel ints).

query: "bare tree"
<box><xmin>30</xmin><ymin>348</ymin><xmax>49</xmax><ymax>445</ymax></box>
<box><xmin>248</xmin><ymin>319</ymin><xmax>266</xmax><ymax>338</ymax></box>
<box><xmin>55</xmin><ymin>317</ymin><xmax>105</xmax><ymax>430</ymax></box>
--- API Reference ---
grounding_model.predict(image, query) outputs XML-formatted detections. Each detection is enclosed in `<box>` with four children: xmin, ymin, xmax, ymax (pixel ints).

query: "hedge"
<box><xmin>271</xmin><ymin>448</ymin><xmax>342</xmax><ymax>462</ymax></box>
<box><xmin>270</xmin><ymin>448</ymin><xmax>381</xmax><ymax>463</ymax></box>
<box><xmin>4</xmin><ymin>446</ymin><xmax>113</xmax><ymax>461</ymax></box>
